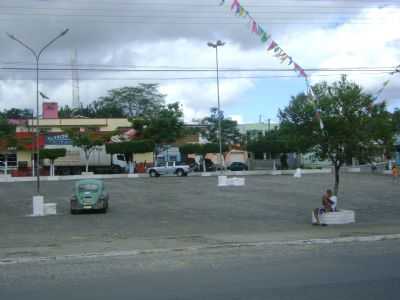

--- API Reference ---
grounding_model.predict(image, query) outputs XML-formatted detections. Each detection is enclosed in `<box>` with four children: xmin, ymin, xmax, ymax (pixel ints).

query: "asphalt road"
<box><xmin>1</xmin><ymin>239</ymin><xmax>400</xmax><ymax>300</ymax></box>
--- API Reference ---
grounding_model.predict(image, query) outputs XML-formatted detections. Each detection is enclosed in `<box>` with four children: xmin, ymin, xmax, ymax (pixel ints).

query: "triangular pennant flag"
<box><xmin>235</xmin><ymin>4</ymin><xmax>241</xmax><ymax>14</ymax></box>
<box><xmin>287</xmin><ymin>57</ymin><xmax>293</xmax><ymax>65</ymax></box>
<box><xmin>219</xmin><ymin>0</ymin><xmax>225</xmax><ymax>5</ymax></box>
<box><xmin>315</xmin><ymin>110</ymin><xmax>324</xmax><ymax>130</ymax></box>
<box><xmin>231</xmin><ymin>0</ymin><xmax>239</xmax><ymax>11</ymax></box>
<box><xmin>280</xmin><ymin>54</ymin><xmax>288</xmax><ymax>63</ymax></box>
<box><xmin>260</xmin><ymin>32</ymin><xmax>270</xmax><ymax>43</ymax></box>
<box><xmin>267</xmin><ymin>41</ymin><xmax>277</xmax><ymax>51</ymax></box>
<box><xmin>251</xmin><ymin>20</ymin><xmax>258</xmax><ymax>33</ymax></box>
<box><xmin>383</xmin><ymin>79</ymin><xmax>390</xmax><ymax>87</ymax></box>
<box><xmin>239</xmin><ymin>7</ymin><xmax>247</xmax><ymax>16</ymax></box>
<box><xmin>293</xmin><ymin>63</ymin><xmax>301</xmax><ymax>72</ymax></box>
<box><xmin>319</xmin><ymin>118</ymin><xmax>325</xmax><ymax>130</ymax></box>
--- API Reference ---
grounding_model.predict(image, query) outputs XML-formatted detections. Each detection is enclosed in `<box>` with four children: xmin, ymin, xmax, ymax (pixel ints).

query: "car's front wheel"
<box><xmin>176</xmin><ymin>169</ymin><xmax>184</xmax><ymax>177</ymax></box>
<box><xmin>149</xmin><ymin>170</ymin><xmax>158</xmax><ymax>177</ymax></box>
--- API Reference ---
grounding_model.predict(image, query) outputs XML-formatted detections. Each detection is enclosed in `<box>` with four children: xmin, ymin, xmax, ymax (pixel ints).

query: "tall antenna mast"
<box><xmin>71</xmin><ymin>49</ymin><xmax>80</xmax><ymax>109</ymax></box>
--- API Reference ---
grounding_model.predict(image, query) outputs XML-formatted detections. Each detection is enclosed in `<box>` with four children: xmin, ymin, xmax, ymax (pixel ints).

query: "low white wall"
<box><xmin>0</xmin><ymin>168</ymin><xmax>333</xmax><ymax>183</ymax></box>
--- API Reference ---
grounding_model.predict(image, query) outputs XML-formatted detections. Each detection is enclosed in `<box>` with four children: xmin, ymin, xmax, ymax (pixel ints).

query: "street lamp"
<box><xmin>7</xmin><ymin>29</ymin><xmax>69</xmax><ymax>194</ymax></box>
<box><xmin>207</xmin><ymin>40</ymin><xmax>225</xmax><ymax>171</ymax></box>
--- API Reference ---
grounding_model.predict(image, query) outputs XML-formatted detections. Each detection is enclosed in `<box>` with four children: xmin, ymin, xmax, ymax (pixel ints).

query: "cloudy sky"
<box><xmin>0</xmin><ymin>0</ymin><xmax>399</xmax><ymax>123</ymax></box>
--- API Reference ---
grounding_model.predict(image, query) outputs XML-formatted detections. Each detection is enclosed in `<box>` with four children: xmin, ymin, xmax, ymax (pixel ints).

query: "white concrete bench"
<box><xmin>218</xmin><ymin>176</ymin><xmax>245</xmax><ymax>187</ymax></box>
<box><xmin>312</xmin><ymin>210</ymin><xmax>355</xmax><ymax>225</ymax></box>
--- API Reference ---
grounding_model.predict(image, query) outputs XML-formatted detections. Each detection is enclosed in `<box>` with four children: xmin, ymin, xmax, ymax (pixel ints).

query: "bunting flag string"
<box><xmin>220</xmin><ymin>0</ymin><xmax>322</xmax><ymax>129</ymax></box>
<box><xmin>375</xmin><ymin>65</ymin><xmax>400</xmax><ymax>101</ymax></box>
<box><xmin>220</xmin><ymin>0</ymin><xmax>307</xmax><ymax>78</ymax></box>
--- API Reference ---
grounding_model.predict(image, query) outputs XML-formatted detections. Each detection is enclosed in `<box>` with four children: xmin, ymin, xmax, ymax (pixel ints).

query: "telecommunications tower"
<box><xmin>71</xmin><ymin>49</ymin><xmax>80</xmax><ymax>109</ymax></box>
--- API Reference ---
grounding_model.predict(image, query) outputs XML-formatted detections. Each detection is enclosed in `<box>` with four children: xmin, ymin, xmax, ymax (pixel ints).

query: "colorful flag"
<box><xmin>231</xmin><ymin>0</ymin><xmax>239</xmax><ymax>11</ymax></box>
<box><xmin>239</xmin><ymin>7</ymin><xmax>247</xmax><ymax>16</ymax></box>
<box><xmin>260</xmin><ymin>32</ymin><xmax>270</xmax><ymax>43</ymax></box>
<box><xmin>267</xmin><ymin>41</ymin><xmax>277</xmax><ymax>51</ymax></box>
<box><xmin>251</xmin><ymin>20</ymin><xmax>258</xmax><ymax>33</ymax></box>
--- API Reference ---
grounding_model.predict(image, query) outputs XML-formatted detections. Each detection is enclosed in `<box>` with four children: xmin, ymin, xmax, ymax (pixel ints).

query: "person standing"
<box><xmin>392</xmin><ymin>164</ymin><xmax>399</xmax><ymax>182</ymax></box>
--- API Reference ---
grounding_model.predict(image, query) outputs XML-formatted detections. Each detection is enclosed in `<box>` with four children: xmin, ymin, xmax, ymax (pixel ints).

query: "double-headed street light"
<box><xmin>7</xmin><ymin>29</ymin><xmax>69</xmax><ymax>194</ymax></box>
<box><xmin>207</xmin><ymin>40</ymin><xmax>225</xmax><ymax>171</ymax></box>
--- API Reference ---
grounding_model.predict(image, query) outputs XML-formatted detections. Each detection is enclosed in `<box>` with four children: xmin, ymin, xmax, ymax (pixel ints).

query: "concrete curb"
<box><xmin>1</xmin><ymin>233</ymin><xmax>399</xmax><ymax>266</ymax></box>
<box><xmin>0</xmin><ymin>169</ymin><xmax>333</xmax><ymax>183</ymax></box>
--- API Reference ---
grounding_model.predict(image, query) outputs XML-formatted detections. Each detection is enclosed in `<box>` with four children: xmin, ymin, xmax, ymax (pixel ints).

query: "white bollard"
<box><xmin>218</xmin><ymin>176</ymin><xmax>228</xmax><ymax>186</ymax></box>
<box><xmin>294</xmin><ymin>168</ymin><xmax>302</xmax><ymax>178</ymax></box>
<box><xmin>32</xmin><ymin>195</ymin><xmax>44</xmax><ymax>216</ymax></box>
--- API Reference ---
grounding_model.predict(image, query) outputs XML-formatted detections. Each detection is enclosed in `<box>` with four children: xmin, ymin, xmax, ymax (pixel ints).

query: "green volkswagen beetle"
<box><xmin>70</xmin><ymin>179</ymin><xmax>109</xmax><ymax>214</ymax></box>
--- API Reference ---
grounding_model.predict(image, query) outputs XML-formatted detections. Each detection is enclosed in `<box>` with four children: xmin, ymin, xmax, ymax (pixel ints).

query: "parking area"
<box><xmin>1</xmin><ymin>173</ymin><xmax>400</xmax><ymax>254</ymax></box>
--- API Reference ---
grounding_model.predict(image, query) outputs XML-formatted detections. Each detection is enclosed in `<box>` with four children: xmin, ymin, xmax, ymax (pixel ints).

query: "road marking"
<box><xmin>1</xmin><ymin>233</ymin><xmax>400</xmax><ymax>265</ymax></box>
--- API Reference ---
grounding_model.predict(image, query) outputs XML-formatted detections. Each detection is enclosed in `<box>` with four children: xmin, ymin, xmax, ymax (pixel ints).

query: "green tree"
<box><xmin>201</xmin><ymin>108</ymin><xmax>241</xmax><ymax>145</ymax></box>
<box><xmin>39</xmin><ymin>148</ymin><xmax>66</xmax><ymax>176</ymax></box>
<box><xmin>247</xmin><ymin>129</ymin><xmax>290</xmax><ymax>160</ymax></box>
<box><xmin>99</xmin><ymin>84</ymin><xmax>165</xmax><ymax>118</ymax></box>
<box><xmin>105</xmin><ymin>140</ymin><xmax>154</xmax><ymax>173</ymax></box>
<box><xmin>1</xmin><ymin>108</ymin><xmax>33</xmax><ymax>119</ymax></box>
<box><xmin>0</xmin><ymin>117</ymin><xmax>16</xmax><ymax>152</ymax></box>
<box><xmin>279</xmin><ymin>76</ymin><xmax>394</xmax><ymax>195</ymax></box>
<box><xmin>65</xmin><ymin>128</ymin><xmax>111</xmax><ymax>173</ymax></box>
<box><xmin>141</xmin><ymin>102</ymin><xmax>185</xmax><ymax>145</ymax></box>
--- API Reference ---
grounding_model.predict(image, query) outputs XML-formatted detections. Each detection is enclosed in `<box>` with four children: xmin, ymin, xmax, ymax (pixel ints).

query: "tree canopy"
<box><xmin>200</xmin><ymin>107</ymin><xmax>241</xmax><ymax>145</ymax></box>
<box><xmin>180</xmin><ymin>143</ymin><xmax>228</xmax><ymax>156</ymax></box>
<box><xmin>279</xmin><ymin>76</ymin><xmax>394</xmax><ymax>195</ymax></box>
<box><xmin>105</xmin><ymin>140</ymin><xmax>154</xmax><ymax>160</ymax></box>
<box><xmin>39</xmin><ymin>148</ymin><xmax>66</xmax><ymax>161</ymax></box>
<box><xmin>65</xmin><ymin>127</ymin><xmax>112</xmax><ymax>172</ymax></box>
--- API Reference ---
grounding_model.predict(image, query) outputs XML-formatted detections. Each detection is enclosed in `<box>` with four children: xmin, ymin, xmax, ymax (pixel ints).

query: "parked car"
<box><xmin>148</xmin><ymin>161</ymin><xmax>191</xmax><ymax>177</ymax></box>
<box><xmin>227</xmin><ymin>162</ymin><xmax>248</xmax><ymax>171</ymax></box>
<box><xmin>70</xmin><ymin>179</ymin><xmax>109</xmax><ymax>214</ymax></box>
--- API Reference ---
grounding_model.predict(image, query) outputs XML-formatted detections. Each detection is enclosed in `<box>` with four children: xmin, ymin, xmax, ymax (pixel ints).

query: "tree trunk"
<box><xmin>50</xmin><ymin>160</ymin><xmax>54</xmax><ymax>176</ymax></box>
<box><xmin>84</xmin><ymin>150</ymin><xmax>91</xmax><ymax>173</ymax></box>
<box><xmin>334</xmin><ymin>164</ymin><xmax>340</xmax><ymax>196</ymax></box>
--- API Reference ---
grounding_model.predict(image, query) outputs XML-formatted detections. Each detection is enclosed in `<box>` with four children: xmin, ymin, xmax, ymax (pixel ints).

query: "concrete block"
<box><xmin>44</xmin><ymin>203</ymin><xmax>57</xmax><ymax>215</ymax></box>
<box><xmin>312</xmin><ymin>210</ymin><xmax>355</xmax><ymax>225</ymax></box>
<box><xmin>81</xmin><ymin>172</ymin><xmax>94</xmax><ymax>176</ymax></box>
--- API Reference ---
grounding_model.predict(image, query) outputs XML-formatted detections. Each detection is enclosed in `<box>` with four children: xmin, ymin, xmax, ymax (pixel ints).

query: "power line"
<box><xmin>2</xmin><ymin>5</ymin><xmax>398</xmax><ymax>14</ymax></box>
<box><xmin>16</xmin><ymin>0</ymin><xmax>400</xmax><ymax>7</ymax></box>
<box><xmin>0</xmin><ymin>66</ymin><xmax>397</xmax><ymax>72</ymax></box>
<box><xmin>0</xmin><ymin>72</ymin><xmax>393</xmax><ymax>81</ymax></box>
<box><xmin>1</xmin><ymin>61</ymin><xmax>397</xmax><ymax>70</ymax></box>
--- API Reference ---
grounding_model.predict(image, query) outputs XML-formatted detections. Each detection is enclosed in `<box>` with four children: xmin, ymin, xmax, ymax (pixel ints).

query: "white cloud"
<box><xmin>229</xmin><ymin>114</ymin><xmax>244</xmax><ymax>124</ymax></box>
<box><xmin>1</xmin><ymin>1</ymin><xmax>400</xmax><ymax>119</ymax></box>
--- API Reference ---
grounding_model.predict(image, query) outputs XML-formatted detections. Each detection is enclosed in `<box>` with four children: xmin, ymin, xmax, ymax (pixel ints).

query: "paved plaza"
<box><xmin>1</xmin><ymin>173</ymin><xmax>400</xmax><ymax>258</ymax></box>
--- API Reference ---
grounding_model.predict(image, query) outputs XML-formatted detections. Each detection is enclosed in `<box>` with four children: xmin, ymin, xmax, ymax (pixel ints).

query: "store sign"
<box><xmin>45</xmin><ymin>134</ymin><xmax>72</xmax><ymax>145</ymax></box>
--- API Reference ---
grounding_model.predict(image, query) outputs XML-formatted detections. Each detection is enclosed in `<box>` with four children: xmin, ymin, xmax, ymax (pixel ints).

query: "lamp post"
<box><xmin>207</xmin><ymin>40</ymin><xmax>225</xmax><ymax>171</ymax></box>
<box><xmin>7</xmin><ymin>29</ymin><xmax>69</xmax><ymax>194</ymax></box>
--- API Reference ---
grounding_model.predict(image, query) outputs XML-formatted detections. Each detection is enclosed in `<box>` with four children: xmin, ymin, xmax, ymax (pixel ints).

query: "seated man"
<box><xmin>313</xmin><ymin>189</ymin><xmax>337</xmax><ymax>225</ymax></box>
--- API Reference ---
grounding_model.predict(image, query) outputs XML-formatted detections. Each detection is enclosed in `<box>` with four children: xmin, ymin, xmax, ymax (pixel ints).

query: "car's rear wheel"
<box><xmin>176</xmin><ymin>169</ymin><xmax>184</xmax><ymax>177</ymax></box>
<box><xmin>149</xmin><ymin>170</ymin><xmax>157</xmax><ymax>177</ymax></box>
